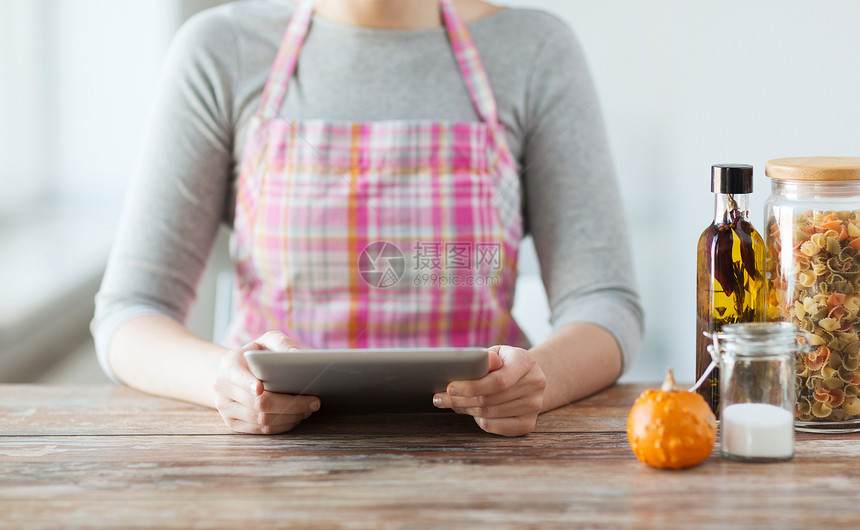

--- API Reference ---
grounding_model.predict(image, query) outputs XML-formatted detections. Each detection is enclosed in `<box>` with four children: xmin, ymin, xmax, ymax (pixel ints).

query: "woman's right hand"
<box><xmin>213</xmin><ymin>331</ymin><xmax>320</xmax><ymax>434</ymax></box>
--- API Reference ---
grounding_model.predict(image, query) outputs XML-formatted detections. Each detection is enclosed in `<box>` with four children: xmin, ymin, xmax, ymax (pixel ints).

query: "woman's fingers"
<box><xmin>486</xmin><ymin>347</ymin><xmax>504</xmax><ymax>372</ymax></box>
<box><xmin>253</xmin><ymin>390</ymin><xmax>320</xmax><ymax>415</ymax></box>
<box><xmin>225</xmin><ymin>330</ymin><xmax>304</xmax><ymax>392</ymax></box>
<box><xmin>447</xmin><ymin>346</ymin><xmax>533</xmax><ymax>398</ymax></box>
<box><xmin>474</xmin><ymin>415</ymin><xmax>538</xmax><ymax>437</ymax></box>
<box><xmin>253</xmin><ymin>330</ymin><xmax>304</xmax><ymax>352</ymax></box>
<box><xmin>223</xmin><ymin>331</ymin><xmax>303</xmax><ymax>390</ymax></box>
<box><xmin>219</xmin><ymin>410</ymin><xmax>310</xmax><ymax>435</ymax></box>
<box><xmin>436</xmin><ymin>346</ymin><xmax>541</xmax><ymax>409</ymax></box>
<box><xmin>448</xmin><ymin>393</ymin><xmax>543</xmax><ymax>419</ymax></box>
<box><xmin>434</xmin><ymin>385</ymin><xmax>537</xmax><ymax>417</ymax></box>
<box><xmin>220</xmin><ymin>348</ymin><xmax>262</xmax><ymax>395</ymax></box>
<box><xmin>432</xmin><ymin>345</ymin><xmax>546</xmax><ymax>437</ymax></box>
<box><xmin>213</xmin><ymin>330</ymin><xmax>317</xmax><ymax>435</ymax></box>
<box><xmin>433</xmin><ymin>374</ymin><xmax>532</xmax><ymax>410</ymax></box>
<box><xmin>217</xmin><ymin>377</ymin><xmax>319</xmax><ymax>414</ymax></box>
<box><xmin>432</xmin><ymin>346</ymin><xmax>537</xmax><ymax>409</ymax></box>
<box><xmin>216</xmin><ymin>399</ymin><xmax>313</xmax><ymax>434</ymax></box>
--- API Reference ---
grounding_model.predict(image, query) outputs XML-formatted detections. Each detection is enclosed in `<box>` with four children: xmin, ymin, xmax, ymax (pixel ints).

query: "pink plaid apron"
<box><xmin>226</xmin><ymin>0</ymin><xmax>528</xmax><ymax>350</ymax></box>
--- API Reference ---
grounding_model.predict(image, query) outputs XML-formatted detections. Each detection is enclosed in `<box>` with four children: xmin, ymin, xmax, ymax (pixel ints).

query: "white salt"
<box><xmin>722</xmin><ymin>403</ymin><xmax>794</xmax><ymax>460</ymax></box>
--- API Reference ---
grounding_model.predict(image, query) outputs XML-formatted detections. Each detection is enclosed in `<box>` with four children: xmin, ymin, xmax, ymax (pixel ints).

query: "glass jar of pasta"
<box><xmin>764</xmin><ymin>157</ymin><xmax>860</xmax><ymax>432</ymax></box>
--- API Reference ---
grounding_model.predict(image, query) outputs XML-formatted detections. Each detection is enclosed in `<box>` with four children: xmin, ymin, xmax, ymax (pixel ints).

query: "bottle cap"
<box><xmin>711</xmin><ymin>164</ymin><xmax>753</xmax><ymax>194</ymax></box>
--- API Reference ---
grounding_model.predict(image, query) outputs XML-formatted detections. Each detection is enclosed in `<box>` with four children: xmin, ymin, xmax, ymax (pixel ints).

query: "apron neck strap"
<box><xmin>439</xmin><ymin>0</ymin><xmax>498</xmax><ymax>125</ymax></box>
<box><xmin>258</xmin><ymin>0</ymin><xmax>499</xmax><ymax>126</ymax></box>
<box><xmin>257</xmin><ymin>0</ymin><xmax>315</xmax><ymax>120</ymax></box>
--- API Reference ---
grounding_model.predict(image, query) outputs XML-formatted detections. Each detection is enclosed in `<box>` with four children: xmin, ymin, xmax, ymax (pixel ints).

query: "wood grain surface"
<box><xmin>2</xmin><ymin>383</ymin><xmax>859</xmax><ymax>529</ymax></box>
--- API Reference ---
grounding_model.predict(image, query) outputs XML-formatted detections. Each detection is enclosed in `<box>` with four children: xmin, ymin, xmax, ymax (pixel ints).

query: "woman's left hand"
<box><xmin>432</xmin><ymin>345</ymin><xmax>546</xmax><ymax>436</ymax></box>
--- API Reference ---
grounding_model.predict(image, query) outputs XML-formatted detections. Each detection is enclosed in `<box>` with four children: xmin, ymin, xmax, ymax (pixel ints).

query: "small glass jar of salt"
<box><xmin>709</xmin><ymin>322</ymin><xmax>805</xmax><ymax>462</ymax></box>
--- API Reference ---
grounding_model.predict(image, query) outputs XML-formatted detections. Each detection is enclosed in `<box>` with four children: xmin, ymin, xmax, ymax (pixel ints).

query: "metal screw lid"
<box><xmin>711</xmin><ymin>164</ymin><xmax>754</xmax><ymax>194</ymax></box>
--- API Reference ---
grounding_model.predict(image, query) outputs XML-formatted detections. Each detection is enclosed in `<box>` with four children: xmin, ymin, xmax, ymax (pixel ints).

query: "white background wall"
<box><xmin>510</xmin><ymin>0</ymin><xmax>860</xmax><ymax>381</ymax></box>
<box><xmin>0</xmin><ymin>0</ymin><xmax>178</xmax><ymax>207</ymax></box>
<box><xmin>0</xmin><ymin>2</ymin><xmax>50</xmax><ymax>211</ymax></box>
<box><xmin>51</xmin><ymin>0</ymin><xmax>179</xmax><ymax>196</ymax></box>
<box><xmin>3</xmin><ymin>0</ymin><xmax>860</xmax><ymax>383</ymax></box>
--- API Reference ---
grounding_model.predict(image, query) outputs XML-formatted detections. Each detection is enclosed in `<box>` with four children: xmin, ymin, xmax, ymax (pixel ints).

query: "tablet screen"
<box><xmin>244</xmin><ymin>347</ymin><xmax>489</xmax><ymax>413</ymax></box>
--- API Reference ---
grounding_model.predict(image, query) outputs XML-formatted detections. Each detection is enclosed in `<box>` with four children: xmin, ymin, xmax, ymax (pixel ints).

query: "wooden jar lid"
<box><xmin>765</xmin><ymin>157</ymin><xmax>860</xmax><ymax>181</ymax></box>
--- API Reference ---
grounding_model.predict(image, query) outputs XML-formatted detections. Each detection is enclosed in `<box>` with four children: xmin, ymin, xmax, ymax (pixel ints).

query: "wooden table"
<box><xmin>1</xmin><ymin>384</ymin><xmax>859</xmax><ymax>528</ymax></box>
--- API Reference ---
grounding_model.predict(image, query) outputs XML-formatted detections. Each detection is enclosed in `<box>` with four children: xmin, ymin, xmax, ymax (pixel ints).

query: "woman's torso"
<box><xmin>225</xmin><ymin>0</ymin><xmax>530</xmax><ymax>348</ymax></box>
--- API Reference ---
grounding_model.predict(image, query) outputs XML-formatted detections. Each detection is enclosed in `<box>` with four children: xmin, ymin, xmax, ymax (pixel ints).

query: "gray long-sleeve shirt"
<box><xmin>92</xmin><ymin>0</ymin><xmax>644</xmax><ymax>379</ymax></box>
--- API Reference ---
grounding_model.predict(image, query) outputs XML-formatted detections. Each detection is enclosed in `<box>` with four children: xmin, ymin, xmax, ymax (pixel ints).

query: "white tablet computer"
<box><xmin>244</xmin><ymin>347</ymin><xmax>489</xmax><ymax>413</ymax></box>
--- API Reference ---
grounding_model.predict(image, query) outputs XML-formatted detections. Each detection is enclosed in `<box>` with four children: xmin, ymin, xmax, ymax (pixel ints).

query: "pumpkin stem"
<box><xmin>661</xmin><ymin>367</ymin><xmax>678</xmax><ymax>392</ymax></box>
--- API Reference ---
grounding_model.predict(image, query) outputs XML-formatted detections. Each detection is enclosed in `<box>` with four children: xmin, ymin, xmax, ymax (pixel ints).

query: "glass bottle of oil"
<box><xmin>696</xmin><ymin>164</ymin><xmax>765</xmax><ymax>415</ymax></box>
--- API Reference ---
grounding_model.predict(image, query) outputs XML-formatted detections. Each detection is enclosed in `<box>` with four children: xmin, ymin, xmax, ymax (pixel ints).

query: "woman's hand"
<box><xmin>432</xmin><ymin>345</ymin><xmax>547</xmax><ymax>436</ymax></box>
<box><xmin>213</xmin><ymin>331</ymin><xmax>320</xmax><ymax>434</ymax></box>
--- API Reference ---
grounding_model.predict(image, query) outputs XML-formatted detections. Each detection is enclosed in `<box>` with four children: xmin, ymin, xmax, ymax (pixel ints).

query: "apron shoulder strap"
<box><xmin>258</xmin><ymin>0</ymin><xmax>501</xmax><ymax>126</ymax></box>
<box><xmin>440</xmin><ymin>0</ymin><xmax>500</xmax><ymax>126</ymax></box>
<box><xmin>257</xmin><ymin>0</ymin><xmax>314</xmax><ymax>119</ymax></box>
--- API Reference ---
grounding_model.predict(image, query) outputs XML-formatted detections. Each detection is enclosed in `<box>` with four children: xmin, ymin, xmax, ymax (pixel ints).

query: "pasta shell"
<box><xmin>800</xmin><ymin>240</ymin><xmax>820</xmax><ymax>257</ymax></box>
<box><xmin>824</xmin><ymin>377</ymin><xmax>845</xmax><ymax>390</ymax></box>
<box><xmin>830</xmin><ymin>389</ymin><xmax>846</xmax><ymax>408</ymax></box>
<box><xmin>844</xmin><ymin>295</ymin><xmax>860</xmax><ymax>312</ymax></box>
<box><xmin>815</xmin><ymin>305</ymin><xmax>833</xmax><ymax>321</ymax></box>
<box><xmin>806</xmin><ymin>375</ymin><xmax>823</xmax><ymax>390</ymax></box>
<box><xmin>819</xmin><ymin>318</ymin><xmax>840</xmax><ymax>332</ymax></box>
<box><xmin>844</xmin><ymin>329</ymin><xmax>860</xmax><ymax>344</ymax></box>
<box><xmin>811</xmin><ymin>233</ymin><xmax>827</xmax><ymax>249</ymax></box>
<box><xmin>807</xmin><ymin>333</ymin><xmax>826</xmax><ymax>346</ymax></box>
<box><xmin>814</xmin><ymin>328</ymin><xmax>834</xmax><ymax>344</ymax></box>
<box><xmin>838</xmin><ymin>366</ymin><xmax>855</xmax><ymax>383</ymax></box>
<box><xmin>828</xmin><ymin>292</ymin><xmax>847</xmax><ymax>307</ymax></box>
<box><xmin>794</xmin><ymin>301</ymin><xmax>807</xmax><ymax>320</ymax></box>
<box><xmin>798</xmin><ymin>271</ymin><xmax>817</xmax><ymax>287</ymax></box>
<box><xmin>826</xmin><ymin>237</ymin><xmax>842</xmax><ymax>255</ymax></box>
<box><xmin>843</xmin><ymin>396</ymin><xmax>860</xmax><ymax>418</ymax></box>
<box><xmin>812</xmin><ymin>400</ymin><xmax>833</xmax><ymax>418</ymax></box>
<box><xmin>813</xmin><ymin>388</ymin><xmax>831</xmax><ymax>402</ymax></box>
<box><xmin>829</xmin><ymin>337</ymin><xmax>848</xmax><ymax>353</ymax></box>
<box><xmin>805</xmin><ymin>346</ymin><xmax>831</xmax><ymax>371</ymax></box>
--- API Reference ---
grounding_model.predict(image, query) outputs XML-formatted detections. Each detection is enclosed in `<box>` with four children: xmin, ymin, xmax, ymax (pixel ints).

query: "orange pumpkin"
<box><xmin>627</xmin><ymin>368</ymin><xmax>717</xmax><ymax>469</ymax></box>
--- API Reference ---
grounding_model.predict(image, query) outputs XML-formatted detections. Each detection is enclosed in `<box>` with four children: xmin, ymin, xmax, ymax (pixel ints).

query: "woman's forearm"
<box><xmin>529</xmin><ymin>321</ymin><xmax>623</xmax><ymax>411</ymax></box>
<box><xmin>108</xmin><ymin>314</ymin><xmax>229</xmax><ymax>408</ymax></box>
